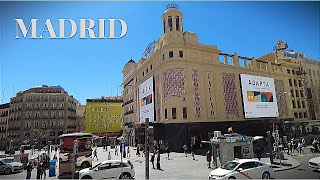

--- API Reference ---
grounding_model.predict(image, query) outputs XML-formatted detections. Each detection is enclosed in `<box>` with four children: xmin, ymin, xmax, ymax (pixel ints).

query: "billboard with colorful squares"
<box><xmin>139</xmin><ymin>76</ymin><xmax>154</xmax><ymax>123</ymax></box>
<box><xmin>240</xmin><ymin>74</ymin><xmax>279</xmax><ymax>118</ymax></box>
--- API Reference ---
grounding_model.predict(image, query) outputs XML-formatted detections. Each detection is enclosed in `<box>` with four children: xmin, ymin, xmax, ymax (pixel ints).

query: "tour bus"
<box><xmin>58</xmin><ymin>133</ymin><xmax>93</xmax><ymax>178</ymax></box>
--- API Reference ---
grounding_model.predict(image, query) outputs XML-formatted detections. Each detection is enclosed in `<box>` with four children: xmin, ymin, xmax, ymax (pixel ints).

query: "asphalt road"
<box><xmin>274</xmin><ymin>153</ymin><xmax>320</xmax><ymax>179</ymax></box>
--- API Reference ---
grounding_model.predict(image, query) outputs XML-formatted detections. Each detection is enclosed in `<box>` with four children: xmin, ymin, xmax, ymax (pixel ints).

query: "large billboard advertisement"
<box><xmin>240</xmin><ymin>74</ymin><xmax>279</xmax><ymax>118</ymax></box>
<box><xmin>139</xmin><ymin>76</ymin><xmax>154</xmax><ymax>123</ymax></box>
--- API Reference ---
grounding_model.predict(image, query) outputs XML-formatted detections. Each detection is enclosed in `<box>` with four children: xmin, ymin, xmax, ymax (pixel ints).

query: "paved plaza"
<box><xmin>1</xmin><ymin>146</ymin><xmax>320</xmax><ymax>179</ymax></box>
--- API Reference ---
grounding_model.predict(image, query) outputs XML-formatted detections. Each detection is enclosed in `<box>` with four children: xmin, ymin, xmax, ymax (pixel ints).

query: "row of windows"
<box><xmin>25</xmin><ymin>120</ymin><xmax>64</xmax><ymax>128</ymax></box>
<box><xmin>162</xmin><ymin>50</ymin><xmax>184</xmax><ymax>61</ymax></box>
<box><xmin>163</xmin><ymin>16</ymin><xmax>180</xmax><ymax>33</ymax></box>
<box><xmin>25</xmin><ymin>111</ymin><xmax>65</xmax><ymax>119</ymax></box>
<box><xmin>25</xmin><ymin>96</ymin><xmax>65</xmax><ymax>102</ymax></box>
<box><xmin>287</xmin><ymin>69</ymin><xmax>301</xmax><ymax>75</ymax></box>
<box><xmin>164</xmin><ymin>107</ymin><xmax>187</xmax><ymax>120</ymax></box>
<box><xmin>26</xmin><ymin>103</ymin><xmax>65</xmax><ymax>110</ymax></box>
<box><xmin>292</xmin><ymin>100</ymin><xmax>306</xmax><ymax>109</ymax></box>
<box><xmin>137</xmin><ymin>49</ymin><xmax>185</xmax><ymax>82</ymax></box>
<box><xmin>142</xmin><ymin>64</ymin><xmax>153</xmax><ymax>77</ymax></box>
<box><xmin>0</xmin><ymin>111</ymin><xmax>9</xmax><ymax>117</ymax></box>
<box><xmin>290</xmin><ymin>89</ymin><xmax>304</xmax><ymax>98</ymax></box>
<box><xmin>294</xmin><ymin>112</ymin><xmax>308</xmax><ymax>119</ymax></box>
<box><xmin>288</xmin><ymin>79</ymin><xmax>303</xmax><ymax>87</ymax></box>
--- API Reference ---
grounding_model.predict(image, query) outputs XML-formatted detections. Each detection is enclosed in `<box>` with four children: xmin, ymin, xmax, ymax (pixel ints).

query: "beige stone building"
<box><xmin>8</xmin><ymin>85</ymin><xmax>78</xmax><ymax>147</ymax></box>
<box><xmin>0</xmin><ymin>103</ymin><xmax>10</xmax><ymax>150</ymax></box>
<box><xmin>122</xmin><ymin>4</ymin><xmax>316</xmax><ymax>150</ymax></box>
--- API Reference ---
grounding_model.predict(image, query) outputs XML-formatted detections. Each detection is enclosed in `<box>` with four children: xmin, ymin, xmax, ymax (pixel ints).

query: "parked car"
<box><xmin>0</xmin><ymin>158</ymin><xmax>24</xmax><ymax>175</ymax></box>
<box><xmin>208</xmin><ymin>159</ymin><xmax>274</xmax><ymax>179</ymax></box>
<box><xmin>79</xmin><ymin>159</ymin><xmax>135</xmax><ymax>179</ymax></box>
<box><xmin>309</xmin><ymin>156</ymin><xmax>320</xmax><ymax>171</ymax></box>
<box><xmin>76</xmin><ymin>155</ymin><xmax>92</xmax><ymax>169</ymax></box>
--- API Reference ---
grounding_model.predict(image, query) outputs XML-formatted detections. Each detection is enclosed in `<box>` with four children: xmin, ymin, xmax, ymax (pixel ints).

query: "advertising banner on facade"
<box><xmin>240</xmin><ymin>74</ymin><xmax>279</xmax><ymax>118</ymax></box>
<box><xmin>139</xmin><ymin>76</ymin><xmax>154</xmax><ymax>123</ymax></box>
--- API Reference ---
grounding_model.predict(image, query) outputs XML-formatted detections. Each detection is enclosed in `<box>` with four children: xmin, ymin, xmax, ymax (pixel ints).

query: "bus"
<box><xmin>58</xmin><ymin>133</ymin><xmax>93</xmax><ymax>178</ymax></box>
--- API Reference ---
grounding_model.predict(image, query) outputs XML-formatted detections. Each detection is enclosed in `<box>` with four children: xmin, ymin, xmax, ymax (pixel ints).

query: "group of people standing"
<box><xmin>287</xmin><ymin>137</ymin><xmax>305</xmax><ymax>154</ymax></box>
<box><xmin>150</xmin><ymin>149</ymin><xmax>161</xmax><ymax>170</ymax></box>
<box><xmin>25</xmin><ymin>154</ymin><xmax>49</xmax><ymax>179</ymax></box>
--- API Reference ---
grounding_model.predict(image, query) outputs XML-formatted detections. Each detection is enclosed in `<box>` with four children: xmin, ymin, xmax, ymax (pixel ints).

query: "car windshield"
<box><xmin>221</xmin><ymin>161</ymin><xmax>240</xmax><ymax>170</ymax></box>
<box><xmin>90</xmin><ymin>163</ymin><xmax>101</xmax><ymax>170</ymax></box>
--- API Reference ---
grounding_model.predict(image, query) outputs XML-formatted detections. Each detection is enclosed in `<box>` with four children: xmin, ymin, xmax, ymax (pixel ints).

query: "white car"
<box><xmin>76</xmin><ymin>155</ymin><xmax>92</xmax><ymax>168</ymax></box>
<box><xmin>79</xmin><ymin>160</ymin><xmax>135</xmax><ymax>179</ymax></box>
<box><xmin>0</xmin><ymin>158</ymin><xmax>24</xmax><ymax>174</ymax></box>
<box><xmin>309</xmin><ymin>156</ymin><xmax>320</xmax><ymax>171</ymax></box>
<box><xmin>208</xmin><ymin>159</ymin><xmax>274</xmax><ymax>179</ymax></box>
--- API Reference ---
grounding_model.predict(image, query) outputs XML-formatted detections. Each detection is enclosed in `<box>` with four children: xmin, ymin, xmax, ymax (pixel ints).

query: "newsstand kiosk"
<box><xmin>203</xmin><ymin>132</ymin><xmax>254</xmax><ymax>166</ymax></box>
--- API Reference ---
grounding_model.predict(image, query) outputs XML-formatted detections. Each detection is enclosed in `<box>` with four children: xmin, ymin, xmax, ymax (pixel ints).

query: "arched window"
<box><xmin>168</xmin><ymin>16</ymin><xmax>172</xmax><ymax>31</ymax></box>
<box><xmin>176</xmin><ymin>16</ymin><xmax>180</xmax><ymax>31</ymax></box>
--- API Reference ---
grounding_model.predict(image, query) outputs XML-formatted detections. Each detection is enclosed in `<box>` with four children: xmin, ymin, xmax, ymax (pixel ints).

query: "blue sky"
<box><xmin>0</xmin><ymin>1</ymin><xmax>319</xmax><ymax>105</ymax></box>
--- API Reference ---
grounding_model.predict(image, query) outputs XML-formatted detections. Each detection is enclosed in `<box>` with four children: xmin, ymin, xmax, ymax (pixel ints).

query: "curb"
<box><xmin>273</xmin><ymin>157</ymin><xmax>301</xmax><ymax>172</ymax></box>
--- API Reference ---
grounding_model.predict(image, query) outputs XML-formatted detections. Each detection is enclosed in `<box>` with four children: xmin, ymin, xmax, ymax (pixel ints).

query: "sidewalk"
<box><xmin>260</xmin><ymin>155</ymin><xmax>300</xmax><ymax>172</ymax></box>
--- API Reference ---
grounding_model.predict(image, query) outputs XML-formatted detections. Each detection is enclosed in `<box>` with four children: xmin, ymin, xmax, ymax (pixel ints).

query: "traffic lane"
<box><xmin>274</xmin><ymin>153</ymin><xmax>320</xmax><ymax>179</ymax></box>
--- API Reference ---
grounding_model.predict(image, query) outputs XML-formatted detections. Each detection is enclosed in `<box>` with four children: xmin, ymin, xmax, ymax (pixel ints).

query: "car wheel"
<box><xmin>120</xmin><ymin>173</ymin><xmax>131</xmax><ymax>179</ymax></box>
<box><xmin>81</xmin><ymin>175</ymin><xmax>92</xmax><ymax>179</ymax></box>
<box><xmin>81</xmin><ymin>161</ymin><xmax>90</xmax><ymax>168</ymax></box>
<box><xmin>4</xmin><ymin>168</ymin><xmax>12</xmax><ymax>175</ymax></box>
<box><xmin>228</xmin><ymin>176</ymin><xmax>236</xmax><ymax>179</ymax></box>
<box><xmin>262</xmin><ymin>172</ymin><xmax>270</xmax><ymax>179</ymax></box>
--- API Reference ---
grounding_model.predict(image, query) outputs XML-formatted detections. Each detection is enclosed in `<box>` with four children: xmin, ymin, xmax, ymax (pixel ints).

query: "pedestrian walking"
<box><xmin>108</xmin><ymin>151</ymin><xmax>112</xmax><ymax>160</ymax></box>
<box><xmin>206</xmin><ymin>150</ymin><xmax>212</xmax><ymax>169</ymax></box>
<box><xmin>301</xmin><ymin>137</ymin><xmax>306</xmax><ymax>147</ymax></box>
<box><xmin>165</xmin><ymin>145</ymin><xmax>170</xmax><ymax>160</ymax></box>
<box><xmin>191</xmin><ymin>145</ymin><xmax>195</xmax><ymax>160</ymax></box>
<box><xmin>156</xmin><ymin>150</ymin><xmax>161</xmax><ymax>170</ymax></box>
<box><xmin>183</xmin><ymin>144</ymin><xmax>188</xmax><ymax>157</ymax></box>
<box><xmin>115</xmin><ymin>145</ymin><xmax>119</xmax><ymax>156</ymax></box>
<box><xmin>287</xmin><ymin>141</ymin><xmax>292</xmax><ymax>154</ymax></box>
<box><xmin>136</xmin><ymin>146</ymin><xmax>141</xmax><ymax>157</ymax></box>
<box><xmin>26</xmin><ymin>161</ymin><xmax>33</xmax><ymax>179</ymax></box>
<box><xmin>127</xmin><ymin>146</ymin><xmax>130</xmax><ymax>157</ymax></box>
<box><xmin>42</xmin><ymin>162</ymin><xmax>47</xmax><ymax>179</ymax></box>
<box><xmin>36</xmin><ymin>163</ymin><xmax>42</xmax><ymax>179</ymax></box>
<box><xmin>93</xmin><ymin>148</ymin><xmax>98</xmax><ymax>161</ymax></box>
<box><xmin>297</xmin><ymin>142</ymin><xmax>304</xmax><ymax>154</ymax></box>
<box><xmin>150</xmin><ymin>151</ymin><xmax>155</xmax><ymax>169</ymax></box>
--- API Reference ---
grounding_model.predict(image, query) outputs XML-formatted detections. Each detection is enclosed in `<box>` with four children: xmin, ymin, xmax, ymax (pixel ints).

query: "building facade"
<box><xmin>85</xmin><ymin>96</ymin><xmax>123</xmax><ymax>137</ymax></box>
<box><xmin>260</xmin><ymin>50</ymin><xmax>320</xmax><ymax>135</ymax></box>
<box><xmin>76</xmin><ymin>105</ymin><xmax>86</xmax><ymax>132</ymax></box>
<box><xmin>8</xmin><ymin>85</ymin><xmax>78</xmax><ymax>147</ymax></box>
<box><xmin>0</xmin><ymin>103</ymin><xmax>10</xmax><ymax>150</ymax></box>
<box><xmin>122</xmin><ymin>4</ymin><xmax>313</xmax><ymax>151</ymax></box>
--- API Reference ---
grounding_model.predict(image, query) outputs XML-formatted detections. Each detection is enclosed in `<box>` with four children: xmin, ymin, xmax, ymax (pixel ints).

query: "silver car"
<box><xmin>0</xmin><ymin>158</ymin><xmax>24</xmax><ymax>175</ymax></box>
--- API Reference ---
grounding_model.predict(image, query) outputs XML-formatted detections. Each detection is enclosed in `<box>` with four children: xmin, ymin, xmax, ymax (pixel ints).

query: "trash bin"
<box><xmin>49</xmin><ymin>160</ymin><xmax>56</xmax><ymax>177</ymax></box>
